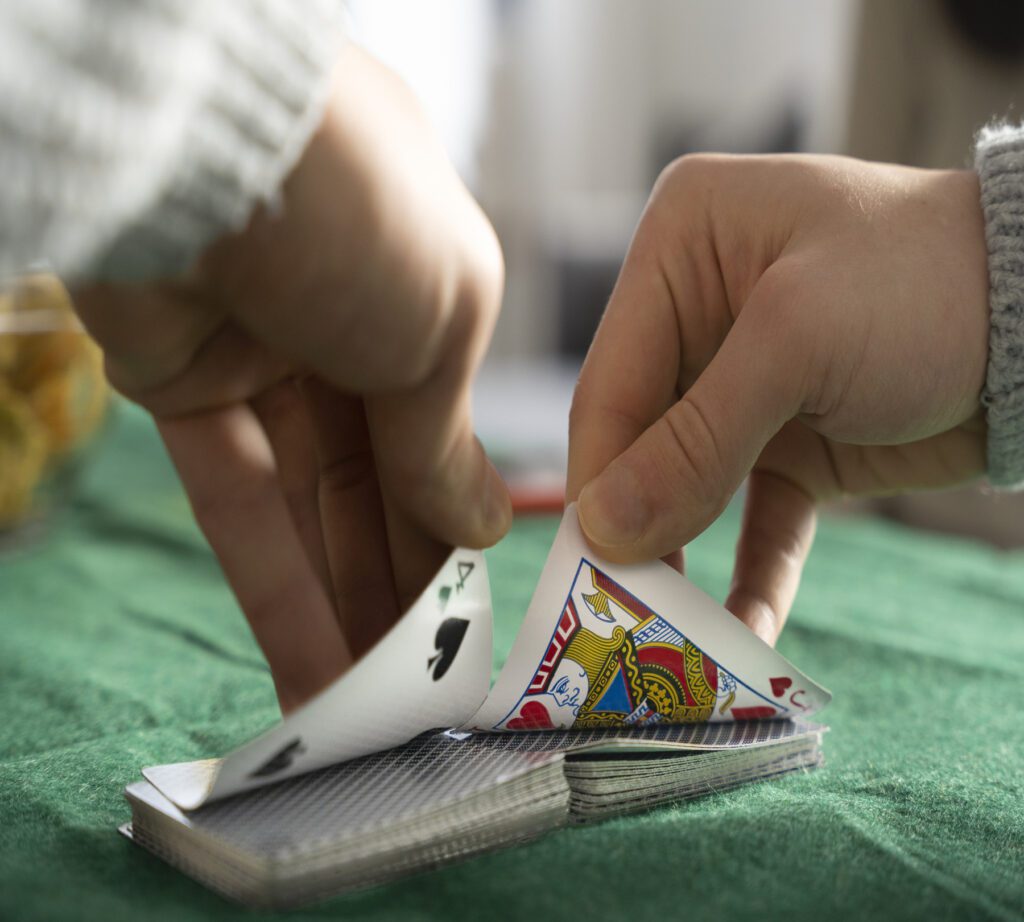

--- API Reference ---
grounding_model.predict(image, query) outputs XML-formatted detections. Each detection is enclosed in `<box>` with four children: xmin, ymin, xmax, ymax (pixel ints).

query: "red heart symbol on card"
<box><xmin>770</xmin><ymin>676</ymin><xmax>793</xmax><ymax>698</ymax></box>
<box><xmin>507</xmin><ymin>700</ymin><xmax>555</xmax><ymax>730</ymax></box>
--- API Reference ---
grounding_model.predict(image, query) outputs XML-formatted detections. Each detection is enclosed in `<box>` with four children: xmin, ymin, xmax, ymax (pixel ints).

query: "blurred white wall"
<box><xmin>480</xmin><ymin>0</ymin><xmax>858</xmax><ymax>357</ymax></box>
<box><xmin>348</xmin><ymin>0</ymin><xmax>859</xmax><ymax>359</ymax></box>
<box><xmin>345</xmin><ymin>0</ymin><xmax>495</xmax><ymax>186</ymax></box>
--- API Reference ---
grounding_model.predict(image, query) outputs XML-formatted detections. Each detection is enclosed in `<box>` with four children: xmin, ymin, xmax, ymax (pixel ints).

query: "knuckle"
<box><xmin>654</xmin><ymin>153</ymin><xmax>728</xmax><ymax>198</ymax></box>
<box><xmin>645</xmin><ymin>155</ymin><xmax>734</xmax><ymax>260</ymax></box>
<box><xmin>189</xmin><ymin>480</ymin><xmax>264</xmax><ymax>540</ymax></box>
<box><xmin>399</xmin><ymin>232</ymin><xmax>505</xmax><ymax>391</ymax></box>
<box><xmin>569</xmin><ymin>376</ymin><xmax>648</xmax><ymax>446</ymax></box>
<box><xmin>728</xmin><ymin>587</ymin><xmax>782</xmax><ymax>640</ymax></box>
<box><xmin>460</xmin><ymin>223</ymin><xmax>506</xmax><ymax>339</ymax></box>
<box><xmin>470</xmin><ymin>217</ymin><xmax>506</xmax><ymax>304</ymax></box>
<box><xmin>319</xmin><ymin>451</ymin><xmax>378</xmax><ymax>501</ymax></box>
<box><xmin>246</xmin><ymin>576</ymin><xmax>300</xmax><ymax>631</ymax></box>
<box><xmin>743</xmin><ymin>519</ymin><xmax>806</xmax><ymax>570</ymax></box>
<box><xmin>658</xmin><ymin>397</ymin><xmax>728</xmax><ymax>518</ymax></box>
<box><xmin>188</xmin><ymin>490</ymin><xmax>227</xmax><ymax>533</ymax></box>
<box><xmin>746</xmin><ymin>265</ymin><xmax>808</xmax><ymax>357</ymax></box>
<box><xmin>747</xmin><ymin>261</ymin><xmax>828</xmax><ymax>410</ymax></box>
<box><xmin>568</xmin><ymin>377</ymin><xmax>596</xmax><ymax>435</ymax></box>
<box><xmin>375</xmin><ymin>207</ymin><xmax>505</xmax><ymax>393</ymax></box>
<box><xmin>388</xmin><ymin>299</ymin><xmax>448</xmax><ymax>387</ymax></box>
<box><xmin>254</xmin><ymin>380</ymin><xmax>297</xmax><ymax>421</ymax></box>
<box><xmin>749</xmin><ymin>261</ymin><xmax>798</xmax><ymax>317</ymax></box>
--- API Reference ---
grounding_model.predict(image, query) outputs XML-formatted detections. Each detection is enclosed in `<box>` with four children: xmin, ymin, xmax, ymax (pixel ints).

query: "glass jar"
<box><xmin>0</xmin><ymin>273</ymin><xmax>110</xmax><ymax>542</ymax></box>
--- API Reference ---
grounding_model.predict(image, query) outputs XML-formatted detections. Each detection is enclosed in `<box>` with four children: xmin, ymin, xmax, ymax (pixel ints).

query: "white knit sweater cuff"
<box><xmin>91</xmin><ymin>1</ymin><xmax>346</xmax><ymax>281</ymax></box>
<box><xmin>974</xmin><ymin>123</ymin><xmax>1024</xmax><ymax>489</ymax></box>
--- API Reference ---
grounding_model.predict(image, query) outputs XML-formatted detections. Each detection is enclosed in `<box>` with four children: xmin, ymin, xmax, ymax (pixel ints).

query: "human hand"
<box><xmin>74</xmin><ymin>46</ymin><xmax>510</xmax><ymax>711</ymax></box>
<box><xmin>568</xmin><ymin>154</ymin><xmax>989</xmax><ymax>644</ymax></box>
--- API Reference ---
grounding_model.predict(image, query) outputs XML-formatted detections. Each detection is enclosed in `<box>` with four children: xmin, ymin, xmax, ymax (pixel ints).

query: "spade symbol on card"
<box><xmin>770</xmin><ymin>676</ymin><xmax>793</xmax><ymax>698</ymax></box>
<box><xmin>427</xmin><ymin>617</ymin><xmax>470</xmax><ymax>681</ymax></box>
<box><xmin>248</xmin><ymin>737</ymin><xmax>306</xmax><ymax>778</ymax></box>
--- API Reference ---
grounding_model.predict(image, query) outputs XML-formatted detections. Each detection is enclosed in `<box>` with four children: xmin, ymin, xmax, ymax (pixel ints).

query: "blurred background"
<box><xmin>349</xmin><ymin>0</ymin><xmax>1024</xmax><ymax>545</ymax></box>
<box><xmin>4</xmin><ymin>0</ymin><xmax>1022</xmax><ymax>546</ymax></box>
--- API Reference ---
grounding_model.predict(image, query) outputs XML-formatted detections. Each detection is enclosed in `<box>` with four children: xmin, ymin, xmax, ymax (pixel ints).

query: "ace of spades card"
<box><xmin>142</xmin><ymin>504</ymin><xmax>829</xmax><ymax>811</ymax></box>
<box><xmin>144</xmin><ymin>550</ymin><xmax>494</xmax><ymax>809</ymax></box>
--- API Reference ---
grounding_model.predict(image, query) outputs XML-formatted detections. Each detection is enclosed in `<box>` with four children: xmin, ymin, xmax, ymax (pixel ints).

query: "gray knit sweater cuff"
<box><xmin>0</xmin><ymin>1</ymin><xmax>346</xmax><ymax>283</ymax></box>
<box><xmin>975</xmin><ymin>123</ymin><xmax>1024</xmax><ymax>489</ymax></box>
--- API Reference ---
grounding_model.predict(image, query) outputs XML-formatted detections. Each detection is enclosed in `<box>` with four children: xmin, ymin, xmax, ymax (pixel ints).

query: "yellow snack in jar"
<box><xmin>30</xmin><ymin>336</ymin><xmax>107</xmax><ymax>455</ymax></box>
<box><xmin>0</xmin><ymin>384</ymin><xmax>49</xmax><ymax>527</ymax></box>
<box><xmin>3</xmin><ymin>274</ymin><xmax>79</xmax><ymax>390</ymax></box>
<box><xmin>0</xmin><ymin>273</ymin><xmax>110</xmax><ymax>529</ymax></box>
<box><xmin>0</xmin><ymin>290</ymin><xmax>16</xmax><ymax>373</ymax></box>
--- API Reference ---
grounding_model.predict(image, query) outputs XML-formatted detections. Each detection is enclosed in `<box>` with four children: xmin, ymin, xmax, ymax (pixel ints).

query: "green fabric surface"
<box><xmin>1</xmin><ymin>404</ymin><xmax>1023</xmax><ymax>922</ymax></box>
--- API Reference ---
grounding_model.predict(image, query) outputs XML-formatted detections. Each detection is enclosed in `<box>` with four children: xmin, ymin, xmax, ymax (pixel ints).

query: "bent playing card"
<box><xmin>123</xmin><ymin>505</ymin><xmax>832</xmax><ymax>905</ymax></box>
<box><xmin>145</xmin><ymin>548</ymin><xmax>493</xmax><ymax>809</ymax></box>
<box><xmin>468</xmin><ymin>506</ymin><xmax>829</xmax><ymax>730</ymax></box>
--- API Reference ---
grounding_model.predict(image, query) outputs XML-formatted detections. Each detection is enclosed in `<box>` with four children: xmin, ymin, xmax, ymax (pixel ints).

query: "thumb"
<box><xmin>577</xmin><ymin>286</ymin><xmax>805</xmax><ymax>561</ymax></box>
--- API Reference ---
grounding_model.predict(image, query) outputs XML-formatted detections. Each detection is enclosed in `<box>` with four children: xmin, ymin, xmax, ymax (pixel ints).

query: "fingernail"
<box><xmin>577</xmin><ymin>465</ymin><xmax>650</xmax><ymax>548</ymax></box>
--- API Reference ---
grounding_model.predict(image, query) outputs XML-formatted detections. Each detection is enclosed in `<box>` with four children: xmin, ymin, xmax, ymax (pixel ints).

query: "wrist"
<box><xmin>975</xmin><ymin>124</ymin><xmax>1024</xmax><ymax>487</ymax></box>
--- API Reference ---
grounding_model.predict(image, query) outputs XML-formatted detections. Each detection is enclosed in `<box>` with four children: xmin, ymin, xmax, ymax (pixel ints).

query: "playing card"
<box><xmin>142</xmin><ymin>505</ymin><xmax>830</xmax><ymax>811</ymax></box>
<box><xmin>124</xmin><ymin>720</ymin><xmax>825</xmax><ymax>907</ymax></box>
<box><xmin>145</xmin><ymin>549</ymin><xmax>493</xmax><ymax>809</ymax></box>
<box><xmin>467</xmin><ymin>504</ymin><xmax>830</xmax><ymax>731</ymax></box>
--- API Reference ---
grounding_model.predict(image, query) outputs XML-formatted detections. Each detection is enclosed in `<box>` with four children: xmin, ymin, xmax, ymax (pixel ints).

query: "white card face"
<box><xmin>466</xmin><ymin>504</ymin><xmax>830</xmax><ymax>731</ymax></box>
<box><xmin>145</xmin><ymin>550</ymin><xmax>492</xmax><ymax>809</ymax></box>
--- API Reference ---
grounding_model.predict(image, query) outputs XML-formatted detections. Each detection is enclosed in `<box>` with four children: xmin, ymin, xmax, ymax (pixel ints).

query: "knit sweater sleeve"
<box><xmin>975</xmin><ymin>123</ymin><xmax>1024</xmax><ymax>488</ymax></box>
<box><xmin>0</xmin><ymin>0</ymin><xmax>346</xmax><ymax>283</ymax></box>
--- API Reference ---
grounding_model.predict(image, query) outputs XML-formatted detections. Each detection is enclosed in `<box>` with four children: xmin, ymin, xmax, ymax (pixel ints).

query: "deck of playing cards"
<box><xmin>121</xmin><ymin>506</ymin><xmax>831</xmax><ymax>908</ymax></box>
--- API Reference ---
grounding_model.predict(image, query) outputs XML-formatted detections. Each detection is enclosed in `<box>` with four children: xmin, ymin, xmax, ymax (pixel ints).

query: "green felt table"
<box><xmin>1</xmin><ymin>404</ymin><xmax>1023</xmax><ymax>922</ymax></box>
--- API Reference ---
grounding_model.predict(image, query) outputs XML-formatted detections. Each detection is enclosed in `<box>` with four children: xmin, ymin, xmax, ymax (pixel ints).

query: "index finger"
<box><xmin>568</xmin><ymin>155</ymin><xmax>787</xmax><ymax>509</ymax></box>
<box><xmin>158</xmin><ymin>405</ymin><xmax>351</xmax><ymax>713</ymax></box>
<box><xmin>567</xmin><ymin>190</ymin><xmax>710</xmax><ymax>504</ymax></box>
<box><xmin>566</xmin><ymin>246</ymin><xmax>680</xmax><ymax>568</ymax></box>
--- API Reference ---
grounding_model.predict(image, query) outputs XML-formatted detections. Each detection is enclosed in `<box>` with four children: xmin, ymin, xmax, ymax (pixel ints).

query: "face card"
<box><xmin>145</xmin><ymin>549</ymin><xmax>493</xmax><ymax>809</ymax></box>
<box><xmin>465</xmin><ymin>505</ymin><xmax>830</xmax><ymax>731</ymax></box>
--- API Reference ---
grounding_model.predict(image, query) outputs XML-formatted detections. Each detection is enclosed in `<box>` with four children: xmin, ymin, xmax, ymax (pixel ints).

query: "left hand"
<box><xmin>73</xmin><ymin>47</ymin><xmax>511</xmax><ymax>712</ymax></box>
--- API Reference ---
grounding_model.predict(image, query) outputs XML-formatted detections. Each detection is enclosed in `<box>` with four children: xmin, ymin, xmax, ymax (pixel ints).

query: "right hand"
<box><xmin>568</xmin><ymin>153</ymin><xmax>990</xmax><ymax>645</ymax></box>
<box><xmin>74</xmin><ymin>45</ymin><xmax>510</xmax><ymax>711</ymax></box>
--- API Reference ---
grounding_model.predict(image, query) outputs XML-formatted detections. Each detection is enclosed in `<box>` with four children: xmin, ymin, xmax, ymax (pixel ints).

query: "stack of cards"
<box><xmin>122</xmin><ymin>506</ymin><xmax>831</xmax><ymax>907</ymax></box>
<box><xmin>123</xmin><ymin>721</ymin><xmax>824</xmax><ymax>908</ymax></box>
